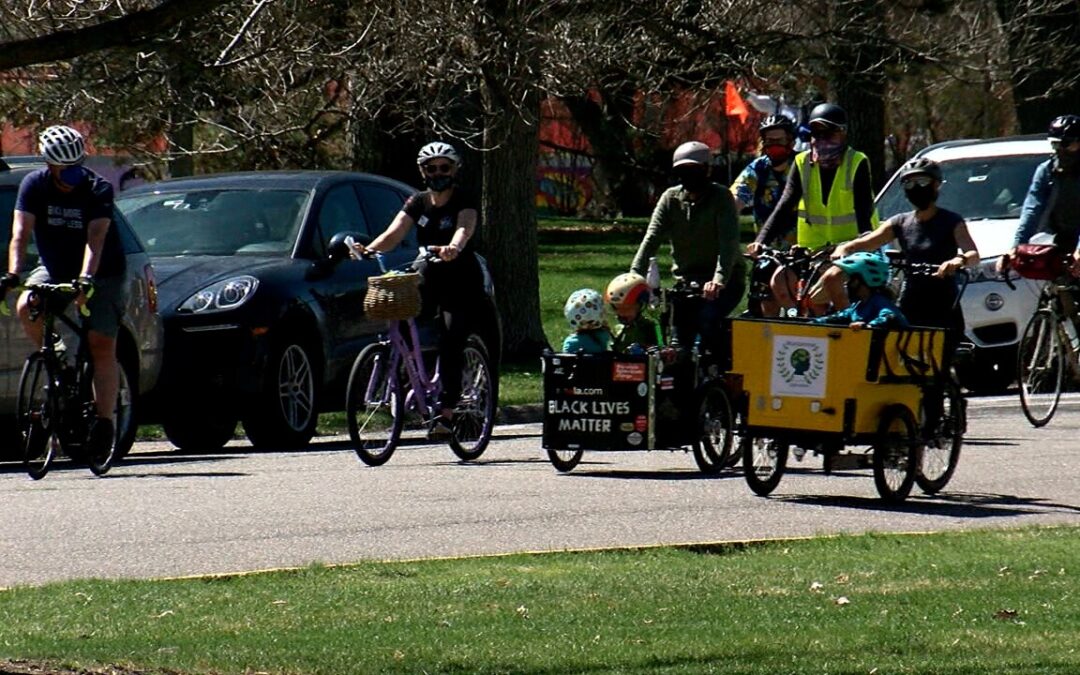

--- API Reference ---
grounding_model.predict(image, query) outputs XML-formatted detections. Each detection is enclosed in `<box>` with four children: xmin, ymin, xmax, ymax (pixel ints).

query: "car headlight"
<box><xmin>178</xmin><ymin>276</ymin><xmax>259</xmax><ymax>313</ymax></box>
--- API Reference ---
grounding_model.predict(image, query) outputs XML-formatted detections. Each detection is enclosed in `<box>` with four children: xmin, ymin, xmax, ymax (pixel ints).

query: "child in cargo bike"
<box><xmin>561</xmin><ymin>288</ymin><xmax>612</xmax><ymax>354</ymax></box>
<box><xmin>811</xmin><ymin>252</ymin><xmax>908</xmax><ymax>330</ymax></box>
<box><xmin>605</xmin><ymin>272</ymin><xmax>663</xmax><ymax>354</ymax></box>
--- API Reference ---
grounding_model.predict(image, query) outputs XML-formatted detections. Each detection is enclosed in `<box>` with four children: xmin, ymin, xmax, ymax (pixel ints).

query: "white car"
<box><xmin>876</xmin><ymin>136</ymin><xmax>1051</xmax><ymax>393</ymax></box>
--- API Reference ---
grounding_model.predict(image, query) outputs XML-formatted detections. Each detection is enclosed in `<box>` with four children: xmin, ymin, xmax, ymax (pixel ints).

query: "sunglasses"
<box><xmin>809</xmin><ymin>124</ymin><xmax>843</xmax><ymax>140</ymax></box>
<box><xmin>423</xmin><ymin>162</ymin><xmax>454</xmax><ymax>174</ymax></box>
<box><xmin>902</xmin><ymin>175</ymin><xmax>934</xmax><ymax>188</ymax></box>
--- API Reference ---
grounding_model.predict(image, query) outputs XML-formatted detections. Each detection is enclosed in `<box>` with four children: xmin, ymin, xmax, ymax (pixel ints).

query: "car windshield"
<box><xmin>878</xmin><ymin>154</ymin><xmax>1046</xmax><ymax>222</ymax></box>
<box><xmin>117</xmin><ymin>188</ymin><xmax>309</xmax><ymax>256</ymax></box>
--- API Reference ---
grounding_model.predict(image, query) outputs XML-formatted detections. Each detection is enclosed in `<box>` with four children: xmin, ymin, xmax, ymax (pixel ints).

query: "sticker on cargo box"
<box><xmin>771</xmin><ymin>336</ymin><xmax>827</xmax><ymax>398</ymax></box>
<box><xmin>612</xmin><ymin>361</ymin><xmax>647</xmax><ymax>382</ymax></box>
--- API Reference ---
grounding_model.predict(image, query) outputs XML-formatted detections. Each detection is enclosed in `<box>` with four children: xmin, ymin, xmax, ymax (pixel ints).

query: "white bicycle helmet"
<box><xmin>416</xmin><ymin>141</ymin><xmax>461</xmax><ymax>166</ymax></box>
<box><xmin>39</xmin><ymin>125</ymin><xmax>86</xmax><ymax>166</ymax></box>
<box><xmin>605</xmin><ymin>272</ymin><xmax>650</xmax><ymax>312</ymax></box>
<box><xmin>564</xmin><ymin>288</ymin><xmax>605</xmax><ymax>330</ymax></box>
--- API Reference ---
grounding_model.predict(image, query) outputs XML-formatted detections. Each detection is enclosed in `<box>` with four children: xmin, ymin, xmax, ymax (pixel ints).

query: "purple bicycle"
<box><xmin>344</xmin><ymin>247</ymin><xmax>496</xmax><ymax>466</ymax></box>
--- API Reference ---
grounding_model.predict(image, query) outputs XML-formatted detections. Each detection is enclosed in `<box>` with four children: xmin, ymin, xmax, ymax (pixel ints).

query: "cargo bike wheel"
<box><xmin>547</xmin><ymin>447</ymin><xmax>583</xmax><ymax>472</ymax></box>
<box><xmin>916</xmin><ymin>380</ymin><xmax>964</xmax><ymax>495</ymax></box>
<box><xmin>872</xmin><ymin>404</ymin><xmax>919</xmax><ymax>503</ymax></box>
<box><xmin>692</xmin><ymin>381</ymin><xmax>734</xmax><ymax>475</ymax></box>
<box><xmin>741</xmin><ymin>435</ymin><xmax>788</xmax><ymax>496</ymax></box>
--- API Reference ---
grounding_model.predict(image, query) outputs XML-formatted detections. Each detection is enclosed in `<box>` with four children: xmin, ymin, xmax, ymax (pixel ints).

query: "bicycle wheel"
<box><xmin>17</xmin><ymin>353</ymin><xmax>59</xmax><ymax>480</ymax></box>
<box><xmin>916</xmin><ymin>379</ymin><xmax>964</xmax><ymax>494</ymax></box>
<box><xmin>1018</xmin><ymin>309</ymin><xmax>1065</xmax><ymax>427</ymax></box>
<box><xmin>547</xmin><ymin>446</ymin><xmax>583</xmax><ymax>472</ymax></box>
<box><xmin>346</xmin><ymin>343</ymin><xmax>403</xmax><ymax>466</ymax></box>
<box><xmin>741</xmin><ymin>435</ymin><xmax>787</xmax><ymax>496</ymax></box>
<box><xmin>872</xmin><ymin>405</ymin><xmax>918</xmax><ymax>503</ymax></box>
<box><xmin>692</xmin><ymin>382</ymin><xmax>733</xmax><ymax>475</ymax></box>
<box><xmin>448</xmin><ymin>338</ymin><xmax>496</xmax><ymax>461</ymax></box>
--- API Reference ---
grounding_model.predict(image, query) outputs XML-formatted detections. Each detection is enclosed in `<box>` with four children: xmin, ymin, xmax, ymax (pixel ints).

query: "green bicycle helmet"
<box><xmin>832</xmin><ymin>251</ymin><xmax>890</xmax><ymax>288</ymax></box>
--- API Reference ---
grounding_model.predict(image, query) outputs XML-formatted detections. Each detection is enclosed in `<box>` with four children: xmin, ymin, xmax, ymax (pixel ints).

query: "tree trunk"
<box><xmin>481</xmin><ymin>93</ymin><xmax>550</xmax><ymax>360</ymax></box>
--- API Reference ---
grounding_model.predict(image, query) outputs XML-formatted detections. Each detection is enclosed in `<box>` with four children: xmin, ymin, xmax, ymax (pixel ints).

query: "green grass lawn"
<box><xmin>2</xmin><ymin>527</ymin><xmax>1077</xmax><ymax>674</ymax></box>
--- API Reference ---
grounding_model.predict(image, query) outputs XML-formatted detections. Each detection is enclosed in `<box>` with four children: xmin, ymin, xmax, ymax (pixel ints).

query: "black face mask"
<box><xmin>676</xmin><ymin>167</ymin><xmax>709</xmax><ymax>192</ymax></box>
<box><xmin>1056</xmin><ymin>148</ymin><xmax>1080</xmax><ymax>172</ymax></box>
<box><xmin>425</xmin><ymin>174</ymin><xmax>454</xmax><ymax>191</ymax></box>
<box><xmin>904</xmin><ymin>184</ymin><xmax>936</xmax><ymax>210</ymax></box>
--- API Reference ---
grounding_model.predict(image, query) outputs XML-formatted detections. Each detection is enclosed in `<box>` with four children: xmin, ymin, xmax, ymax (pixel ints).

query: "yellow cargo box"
<box><xmin>731</xmin><ymin>318</ymin><xmax>947</xmax><ymax>437</ymax></box>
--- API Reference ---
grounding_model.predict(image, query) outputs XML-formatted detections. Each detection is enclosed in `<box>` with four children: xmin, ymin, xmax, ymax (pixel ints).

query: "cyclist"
<box><xmin>997</xmin><ymin>114</ymin><xmax>1080</xmax><ymax>274</ymax></box>
<box><xmin>746</xmin><ymin>103</ymin><xmax>880</xmax><ymax>315</ymax></box>
<box><xmin>731</xmin><ymin>114</ymin><xmax>798</xmax><ymax>229</ymax></box>
<box><xmin>630</xmin><ymin>140</ymin><xmax>744</xmax><ymax>352</ymax></box>
<box><xmin>3</xmin><ymin>125</ymin><xmax>127</xmax><ymax>460</ymax></box>
<box><xmin>355</xmin><ymin>141</ymin><xmax>485</xmax><ymax>439</ymax></box>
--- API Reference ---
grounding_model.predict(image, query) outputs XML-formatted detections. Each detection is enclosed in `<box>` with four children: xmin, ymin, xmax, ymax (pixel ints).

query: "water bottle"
<box><xmin>646</xmin><ymin>257</ymin><xmax>660</xmax><ymax>291</ymax></box>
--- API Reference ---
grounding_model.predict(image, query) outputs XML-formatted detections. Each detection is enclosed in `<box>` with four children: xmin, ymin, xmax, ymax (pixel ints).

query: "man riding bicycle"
<box><xmin>746</xmin><ymin>103</ymin><xmax>880</xmax><ymax>316</ymax></box>
<box><xmin>2</xmin><ymin>125</ymin><xmax>127</xmax><ymax>459</ymax></box>
<box><xmin>630</xmin><ymin>140</ymin><xmax>744</xmax><ymax>352</ymax></box>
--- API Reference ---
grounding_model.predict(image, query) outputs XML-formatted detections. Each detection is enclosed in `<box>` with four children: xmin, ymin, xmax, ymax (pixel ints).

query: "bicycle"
<box><xmin>5</xmin><ymin>282</ymin><xmax>128</xmax><ymax>479</ymax></box>
<box><xmin>744</xmin><ymin>244</ymin><xmax>835</xmax><ymax>318</ymax></box>
<box><xmin>1012</xmin><ymin>253</ymin><xmax>1080</xmax><ymax>427</ymax></box>
<box><xmin>885</xmin><ymin>254</ymin><xmax>969</xmax><ymax>494</ymax></box>
<box><xmin>344</xmin><ymin>246</ymin><xmax>496</xmax><ymax>466</ymax></box>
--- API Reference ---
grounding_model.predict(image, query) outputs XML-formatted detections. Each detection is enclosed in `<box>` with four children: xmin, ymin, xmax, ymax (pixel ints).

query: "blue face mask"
<box><xmin>58</xmin><ymin>165</ymin><xmax>85</xmax><ymax>186</ymax></box>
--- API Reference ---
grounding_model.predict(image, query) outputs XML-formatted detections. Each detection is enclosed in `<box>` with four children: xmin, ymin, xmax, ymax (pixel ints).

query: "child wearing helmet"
<box><xmin>562</xmin><ymin>288</ymin><xmax>612</xmax><ymax>354</ymax></box>
<box><xmin>605</xmin><ymin>273</ymin><xmax>663</xmax><ymax>353</ymax></box>
<box><xmin>812</xmin><ymin>252</ymin><xmax>908</xmax><ymax>330</ymax></box>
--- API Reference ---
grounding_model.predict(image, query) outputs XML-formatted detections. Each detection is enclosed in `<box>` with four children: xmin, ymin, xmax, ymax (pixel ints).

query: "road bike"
<box><xmin>8</xmin><ymin>282</ymin><xmax>131</xmax><ymax>479</ymax></box>
<box><xmin>745</xmin><ymin>244</ymin><xmax>835</xmax><ymax>318</ymax></box>
<box><xmin>344</xmin><ymin>247</ymin><xmax>496</xmax><ymax>466</ymax></box>
<box><xmin>1014</xmin><ymin>259</ymin><xmax>1080</xmax><ymax>427</ymax></box>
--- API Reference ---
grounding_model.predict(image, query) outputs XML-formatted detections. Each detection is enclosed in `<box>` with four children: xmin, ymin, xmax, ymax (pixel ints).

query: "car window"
<box><xmin>356</xmin><ymin>183</ymin><xmax>407</xmax><ymax>234</ymax></box>
<box><xmin>878</xmin><ymin>154</ymin><xmax>1045</xmax><ymax>222</ymax></box>
<box><xmin>317</xmin><ymin>184</ymin><xmax>369</xmax><ymax>249</ymax></box>
<box><xmin>111</xmin><ymin>207</ymin><xmax>145</xmax><ymax>255</ymax></box>
<box><xmin>117</xmin><ymin>189</ymin><xmax>309</xmax><ymax>257</ymax></box>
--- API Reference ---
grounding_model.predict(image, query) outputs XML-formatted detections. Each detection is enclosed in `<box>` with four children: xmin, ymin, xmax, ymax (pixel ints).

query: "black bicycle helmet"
<box><xmin>759</xmin><ymin>114</ymin><xmax>796</xmax><ymax>136</ymax></box>
<box><xmin>1048</xmin><ymin>115</ymin><xmax>1080</xmax><ymax>143</ymax></box>
<box><xmin>808</xmin><ymin>103</ymin><xmax>848</xmax><ymax>129</ymax></box>
<box><xmin>898</xmin><ymin>157</ymin><xmax>943</xmax><ymax>183</ymax></box>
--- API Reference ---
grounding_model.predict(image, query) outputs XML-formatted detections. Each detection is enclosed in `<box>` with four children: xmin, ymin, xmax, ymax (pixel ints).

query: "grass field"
<box><xmin>2</xmin><ymin>527</ymin><xmax>1077</xmax><ymax>674</ymax></box>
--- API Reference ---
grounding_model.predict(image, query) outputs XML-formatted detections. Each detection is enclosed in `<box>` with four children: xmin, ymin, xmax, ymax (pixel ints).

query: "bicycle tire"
<box><xmin>741</xmin><ymin>435</ymin><xmax>787</xmax><ymax>496</ymax></box>
<box><xmin>1018</xmin><ymin>308</ymin><xmax>1065</xmax><ymax>427</ymax></box>
<box><xmin>346</xmin><ymin>343</ymin><xmax>403</xmax><ymax>466</ymax></box>
<box><xmin>448</xmin><ymin>337</ymin><xmax>496</xmax><ymax>461</ymax></box>
<box><xmin>872</xmin><ymin>404</ymin><xmax>918</xmax><ymax>503</ymax></box>
<box><xmin>17</xmin><ymin>353</ymin><xmax>59</xmax><ymax>480</ymax></box>
<box><xmin>87</xmin><ymin>356</ymin><xmax>134</xmax><ymax>476</ymax></box>
<box><xmin>691</xmin><ymin>381</ymin><xmax>733</xmax><ymax>475</ymax></box>
<box><xmin>916</xmin><ymin>379</ymin><xmax>964</xmax><ymax>494</ymax></box>
<box><xmin>547</xmin><ymin>447</ymin><xmax>583</xmax><ymax>472</ymax></box>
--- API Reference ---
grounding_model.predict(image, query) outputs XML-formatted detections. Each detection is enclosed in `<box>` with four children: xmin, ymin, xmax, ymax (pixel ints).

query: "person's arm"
<box><xmin>936</xmin><ymin>219</ymin><xmax>980</xmax><ymax>277</ymax></box>
<box><xmin>867</xmin><ymin>306</ymin><xmax>907</xmax><ymax>329</ymax></box>
<box><xmin>1013</xmin><ymin>161</ymin><xmax>1052</xmax><ymax>247</ymax></box>
<box><xmin>437</xmin><ymin>208</ymin><xmax>476</xmax><ymax>262</ymax></box>
<box><xmin>730</xmin><ymin>162</ymin><xmax>757</xmax><ymax>211</ymax></box>
<box><xmin>7</xmin><ymin>210</ymin><xmax>33</xmax><ymax>278</ymax></box>
<box><xmin>853</xmin><ymin>160</ymin><xmax>876</xmax><ymax>234</ymax></box>
<box><xmin>752</xmin><ymin>162</ymin><xmax>801</xmax><ymax>250</ymax></box>
<box><xmin>365</xmin><ymin>211</ymin><xmax>415</xmax><ymax>254</ymax></box>
<box><xmin>833</xmin><ymin>218</ymin><xmax>897</xmax><ymax>259</ymax></box>
<box><xmin>811</xmin><ymin>304</ymin><xmax>855</xmax><ymax>325</ymax></box>
<box><xmin>80</xmin><ymin>216</ymin><xmax>111</xmax><ymax>279</ymax></box>
<box><xmin>709</xmin><ymin>190</ymin><xmax>739</xmax><ymax>292</ymax></box>
<box><xmin>630</xmin><ymin>191</ymin><xmax>671</xmax><ymax>276</ymax></box>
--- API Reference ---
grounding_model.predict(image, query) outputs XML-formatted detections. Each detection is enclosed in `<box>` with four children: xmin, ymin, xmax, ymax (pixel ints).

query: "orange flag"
<box><xmin>725</xmin><ymin>81</ymin><xmax>749</xmax><ymax>123</ymax></box>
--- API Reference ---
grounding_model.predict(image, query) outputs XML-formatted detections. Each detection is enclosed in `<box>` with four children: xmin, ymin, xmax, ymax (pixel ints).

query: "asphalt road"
<box><xmin>1</xmin><ymin>395</ymin><xmax>1079</xmax><ymax>588</ymax></box>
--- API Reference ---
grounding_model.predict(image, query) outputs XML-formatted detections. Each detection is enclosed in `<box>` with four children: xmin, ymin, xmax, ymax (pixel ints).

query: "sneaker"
<box><xmin>427</xmin><ymin>416</ymin><xmax>454</xmax><ymax>441</ymax></box>
<box><xmin>87</xmin><ymin>417</ymin><xmax>114</xmax><ymax>462</ymax></box>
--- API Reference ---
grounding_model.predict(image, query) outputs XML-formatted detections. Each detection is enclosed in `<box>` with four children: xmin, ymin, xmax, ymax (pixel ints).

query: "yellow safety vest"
<box><xmin>794</xmin><ymin>147</ymin><xmax>879</xmax><ymax>249</ymax></box>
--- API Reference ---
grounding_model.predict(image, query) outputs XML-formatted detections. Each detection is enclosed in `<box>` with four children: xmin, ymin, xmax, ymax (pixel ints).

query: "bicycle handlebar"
<box><xmin>0</xmin><ymin>281</ymin><xmax>91</xmax><ymax>317</ymax></box>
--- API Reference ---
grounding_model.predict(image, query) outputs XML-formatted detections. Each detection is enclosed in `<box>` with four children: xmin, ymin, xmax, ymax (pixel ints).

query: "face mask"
<box><xmin>676</xmin><ymin>167</ymin><xmax>708</xmax><ymax>192</ymax></box>
<box><xmin>845</xmin><ymin>276</ymin><xmax>863</xmax><ymax>298</ymax></box>
<box><xmin>904</xmin><ymin>184</ymin><xmax>937</xmax><ymax>210</ymax></box>
<box><xmin>425</xmin><ymin>174</ymin><xmax>454</xmax><ymax>191</ymax></box>
<box><xmin>1055</xmin><ymin>147</ymin><xmax>1080</xmax><ymax>172</ymax></box>
<box><xmin>811</xmin><ymin>138</ymin><xmax>845</xmax><ymax>167</ymax></box>
<box><xmin>58</xmin><ymin>165</ymin><xmax>85</xmax><ymax>186</ymax></box>
<box><xmin>763</xmin><ymin>144</ymin><xmax>791</xmax><ymax>165</ymax></box>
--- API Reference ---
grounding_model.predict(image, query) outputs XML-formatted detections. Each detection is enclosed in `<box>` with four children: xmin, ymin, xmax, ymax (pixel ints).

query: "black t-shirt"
<box><xmin>15</xmin><ymin>167</ymin><xmax>125</xmax><ymax>280</ymax></box>
<box><xmin>402</xmin><ymin>187</ymin><xmax>479</xmax><ymax>254</ymax></box>
<box><xmin>888</xmin><ymin>207</ymin><xmax>965</xmax><ymax>326</ymax></box>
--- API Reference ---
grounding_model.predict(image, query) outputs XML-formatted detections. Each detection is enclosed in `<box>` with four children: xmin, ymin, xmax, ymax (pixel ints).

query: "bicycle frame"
<box><xmin>380</xmin><ymin>318</ymin><xmax>442</xmax><ymax>419</ymax></box>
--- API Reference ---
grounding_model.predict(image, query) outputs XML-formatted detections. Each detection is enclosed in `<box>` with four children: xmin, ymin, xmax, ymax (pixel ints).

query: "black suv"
<box><xmin>118</xmin><ymin>171</ymin><xmax>501</xmax><ymax>451</ymax></box>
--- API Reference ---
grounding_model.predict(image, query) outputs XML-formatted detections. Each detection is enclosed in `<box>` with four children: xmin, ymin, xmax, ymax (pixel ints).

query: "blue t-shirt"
<box><xmin>15</xmin><ymin>167</ymin><xmax>125</xmax><ymax>280</ymax></box>
<box><xmin>562</xmin><ymin>328</ymin><xmax>612</xmax><ymax>354</ymax></box>
<box><xmin>812</xmin><ymin>293</ymin><xmax>908</xmax><ymax>329</ymax></box>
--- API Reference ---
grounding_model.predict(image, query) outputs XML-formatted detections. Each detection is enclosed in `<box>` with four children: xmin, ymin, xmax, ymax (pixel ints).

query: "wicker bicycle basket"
<box><xmin>364</xmin><ymin>272</ymin><xmax>422</xmax><ymax>321</ymax></box>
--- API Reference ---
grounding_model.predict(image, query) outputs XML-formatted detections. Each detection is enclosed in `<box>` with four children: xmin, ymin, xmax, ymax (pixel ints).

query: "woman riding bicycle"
<box><xmin>355</xmin><ymin>141</ymin><xmax>486</xmax><ymax>439</ymax></box>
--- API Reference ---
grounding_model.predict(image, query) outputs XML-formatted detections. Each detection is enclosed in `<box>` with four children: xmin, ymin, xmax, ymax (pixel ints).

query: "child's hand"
<box><xmin>849</xmin><ymin>321</ymin><xmax>866</xmax><ymax>331</ymax></box>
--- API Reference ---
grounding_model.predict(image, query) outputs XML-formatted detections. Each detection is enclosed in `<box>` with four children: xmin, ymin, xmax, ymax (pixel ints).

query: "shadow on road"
<box><xmin>0</xmin><ymin>452</ymin><xmax>247</xmax><ymax>478</ymax></box>
<box><xmin>775</xmin><ymin>491</ymin><xmax>1080</xmax><ymax>518</ymax></box>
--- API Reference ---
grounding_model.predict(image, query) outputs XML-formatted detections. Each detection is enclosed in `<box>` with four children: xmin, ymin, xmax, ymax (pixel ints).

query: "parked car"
<box><xmin>0</xmin><ymin>157</ymin><xmax>164</xmax><ymax>457</ymax></box>
<box><xmin>116</xmin><ymin>171</ymin><xmax>502</xmax><ymax>452</ymax></box>
<box><xmin>876</xmin><ymin>135</ymin><xmax>1051</xmax><ymax>393</ymax></box>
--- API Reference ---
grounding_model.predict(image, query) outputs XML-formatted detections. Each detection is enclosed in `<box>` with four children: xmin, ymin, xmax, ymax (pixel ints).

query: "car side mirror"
<box><xmin>327</xmin><ymin>231</ymin><xmax>371</xmax><ymax>264</ymax></box>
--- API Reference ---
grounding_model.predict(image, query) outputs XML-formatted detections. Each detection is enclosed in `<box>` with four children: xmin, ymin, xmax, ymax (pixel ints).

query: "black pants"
<box><xmin>900</xmin><ymin>296</ymin><xmax>964</xmax><ymax>432</ymax></box>
<box><xmin>420</xmin><ymin>254</ymin><xmax>485</xmax><ymax>411</ymax></box>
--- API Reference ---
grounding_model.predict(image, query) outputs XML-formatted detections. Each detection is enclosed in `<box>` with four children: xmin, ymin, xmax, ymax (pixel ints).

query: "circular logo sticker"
<box><xmin>627</xmin><ymin>432</ymin><xmax>643</xmax><ymax>446</ymax></box>
<box><xmin>637</xmin><ymin>383</ymin><xmax>648</xmax><ymax>397</ymax></box>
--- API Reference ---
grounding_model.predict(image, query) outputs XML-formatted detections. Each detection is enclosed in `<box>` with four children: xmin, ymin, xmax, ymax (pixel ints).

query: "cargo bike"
<box><xmin>729</xmin><ymin>317</ymin><xmax>965</xmax><ymax>503</ymax></box>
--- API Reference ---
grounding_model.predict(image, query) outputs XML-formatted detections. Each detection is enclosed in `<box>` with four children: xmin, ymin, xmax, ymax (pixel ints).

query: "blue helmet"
<box><xmin>833</xmin><ymin>252</ymin><xmax>890</xmax><ymax>288</ymax></box>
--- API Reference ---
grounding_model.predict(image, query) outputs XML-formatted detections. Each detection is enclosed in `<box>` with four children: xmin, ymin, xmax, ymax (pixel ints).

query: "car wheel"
<box><xmin>242</xmin><ymin>337</ymin><xmax>319</xmax><ymax>450</ymax></box>
<box><xmin>164</xmin><ymin>414</ymin><xmax>238</xmax><ymax>452</ymax></box>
